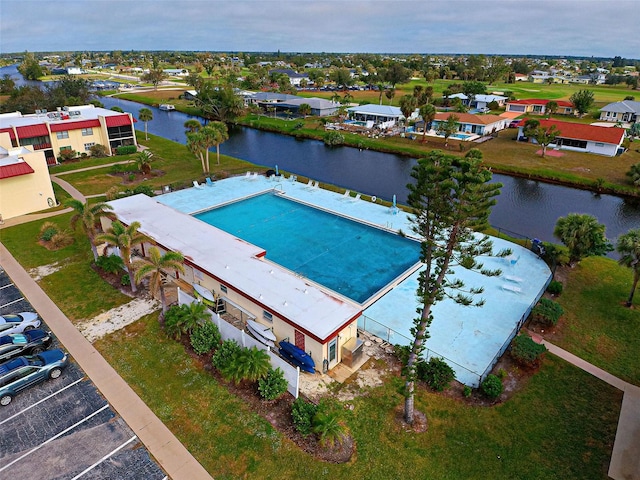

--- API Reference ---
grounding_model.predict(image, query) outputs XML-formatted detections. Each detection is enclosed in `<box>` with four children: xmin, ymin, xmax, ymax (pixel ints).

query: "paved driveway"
<box><xmin>0</xmin><ymin>268</ymin><xmax>167</xmax><ymax>479</ymax></box>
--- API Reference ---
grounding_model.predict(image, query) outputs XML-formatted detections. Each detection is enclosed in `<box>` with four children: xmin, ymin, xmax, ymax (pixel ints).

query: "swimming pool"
<box><xmin>194</xmin><ymin>193</ymin><xmax>421</xmax><ymax>303</ymax></box>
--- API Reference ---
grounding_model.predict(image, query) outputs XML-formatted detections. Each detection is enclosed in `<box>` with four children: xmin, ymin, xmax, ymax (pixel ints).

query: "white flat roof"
<box><xmin>108</xmin><ymin>194</ymin><xmax>361</xmax><ymax>342</ymax></box>
<box><xmin>0</xmin><ymin>104</ymin><xmax>128</xmax><ymax>129</ymax></box>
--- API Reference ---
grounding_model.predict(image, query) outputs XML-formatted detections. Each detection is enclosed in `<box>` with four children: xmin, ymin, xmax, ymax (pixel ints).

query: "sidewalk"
<box><xmin>0</xmin><ymin>243</ymin><xmax>213</xmax><ymax>480</ymax></box>
<box><xmin>528</xmin><ymin>331</ymin><xmax>640</xmax><ymax>480</ymax></box>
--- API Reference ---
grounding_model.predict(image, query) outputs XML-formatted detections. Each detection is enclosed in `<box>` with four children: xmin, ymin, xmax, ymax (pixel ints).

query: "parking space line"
<box><xmin>0</xmin><ymin>283</ymin><xmax>14</xmax><ymax>290</ymax></box>
<box><xmin>0</xmin><ymin>378</ymin><xmax>85</xmax><ymax>426</ymax></box>
<box><xmin>0</xmin><ymin>297</ymin><xmax>24</xmax><ymax>309</ymax></box>
<box><xmin>70</xmin><ymin>435</ymin><xmax>138</xmax><ymax>479</ymax></box>
<box><xmin>0</xmin><ymin>404</ymin><xmax>110</xmax><ymax>473</ymax></box>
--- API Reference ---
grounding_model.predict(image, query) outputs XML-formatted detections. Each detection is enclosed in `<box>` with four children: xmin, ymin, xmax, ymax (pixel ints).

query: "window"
<box><xmin>220</xmin><ymin>285</ymin><xmax>227</xmax><ymax>294</ymax></box>
<box><xmin>81</xmin><ymin>127</ymin><xmax>93</xmax><ymax>136</ymax></box>
<box><xmin>56</xmin><ymin>131</ymin><xmax>69</xmax><ymax>139</ymax></box>
<box><xmin>60</xmin><ymin>146</ymin><xmax>72</xmax><ymax>152</ymax></box>
<box><xmin>263</xmin><ymin>311</ymin><xmax>273</xmax><ymax>322</ymax></box>
<box><xmin>84</xmin><ymin>142</ymin><xmax>95</xmax><ymax>151</ymax></box>
<box><xmin>595</xmin><ymin>142</ymin><xmax>604</xmax><ymax>147</ymax></box>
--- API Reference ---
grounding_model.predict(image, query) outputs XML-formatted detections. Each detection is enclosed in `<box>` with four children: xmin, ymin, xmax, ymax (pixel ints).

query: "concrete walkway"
<box><xmin>528</xmin><ymin>331</ymin><xmax>640</xmax><ymax>480</ymax></box>
<box><xmin>0</xmin><ymin>243</ymin><xmax>213</xmax><ymax>480</ymax></box>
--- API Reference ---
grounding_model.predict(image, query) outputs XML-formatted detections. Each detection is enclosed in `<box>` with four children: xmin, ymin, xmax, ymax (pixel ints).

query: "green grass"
<box><xmin>49</xmin><ymin>155</ymin><xmax>132</xmax><ymax>174</ymax></box>
<box><xmin>95</xmin><ymin>315</ymin><xmax>620</xmax><ymax>480</ymax></box>
<box><xmin>0</xmin><ymin>201</ymin><xmax>629</xmax><ymax>479</ymax></box>
<box><xmin>0</xmin><ymin>213</ymin><xmax>130</xmax><ymax>322</ymax></box>
<box><xmin>548</xmin><ymin>256</ymin><xmax>640</xmax><ymax>385</ymax></box>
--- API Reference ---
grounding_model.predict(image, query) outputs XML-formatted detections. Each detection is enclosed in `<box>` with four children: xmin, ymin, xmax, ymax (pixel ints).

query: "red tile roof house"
<box><xmin>516</xmin><ymin>119</ymin><xmax>626</xmax><ymax>157</ymax></box>
<box><xmin>506</xmin><ymin>99</ymin><xmax>575</xmax><ymax>116</ymax></box>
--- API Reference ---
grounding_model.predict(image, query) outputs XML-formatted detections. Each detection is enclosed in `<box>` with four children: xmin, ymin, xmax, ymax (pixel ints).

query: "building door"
<box><xmin>294</xmin><ymin>330</ymin><xmax>305</xmax><ymax>351</ymax></box>
<box><xmin>328</xmin><ymin>338</ymin><xmax>337</xmax><ymax>365</ymax></box>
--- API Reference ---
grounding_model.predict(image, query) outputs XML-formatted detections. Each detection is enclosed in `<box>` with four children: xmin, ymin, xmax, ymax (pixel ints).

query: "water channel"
<box><xmin>96</xmin><ymin>96</ymin><xmax>640</xmax><ymax>251</ymax></box>
<box><xmin>1</xmin><ymin>62</ymin><xmax>638</xmax><ymax>252</ymax></box>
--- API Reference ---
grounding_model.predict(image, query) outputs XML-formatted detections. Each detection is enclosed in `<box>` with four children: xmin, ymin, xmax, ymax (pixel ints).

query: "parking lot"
<box><xmin>0</xmin><ymin>267</ymin><xmax>167</xmax><ymax>479</ymax></box>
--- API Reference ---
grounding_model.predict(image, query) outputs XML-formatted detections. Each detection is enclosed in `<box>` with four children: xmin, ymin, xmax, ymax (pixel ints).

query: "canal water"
<box><xmin>1</xmin><ymin>60</ymin><xmax>637</xmax><ymax>251</ymax></box>
<box><xmin>96</xmin><ymin>96</ymin><xmax>640</xmax><ymax>250</ymax></box>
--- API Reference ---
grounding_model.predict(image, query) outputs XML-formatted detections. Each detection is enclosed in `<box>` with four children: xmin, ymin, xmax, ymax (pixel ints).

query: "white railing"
<box><xmin>178</xmin><ymin>288</ymin><xmax>300</xmax><ymax>397</ymax></box>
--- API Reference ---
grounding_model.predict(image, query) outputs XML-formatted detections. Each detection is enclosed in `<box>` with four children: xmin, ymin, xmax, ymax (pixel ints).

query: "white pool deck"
<box><xmin>158</xmin><ymin>174</ymin><xmax>552</xmax><ymax>387</ymax></box>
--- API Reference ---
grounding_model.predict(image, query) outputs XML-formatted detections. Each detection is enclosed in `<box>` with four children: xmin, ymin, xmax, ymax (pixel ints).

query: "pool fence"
<box><xmin>178</xmin><ymin>288</ymin><xmax>300</xmax><ymax>398</ymax></box>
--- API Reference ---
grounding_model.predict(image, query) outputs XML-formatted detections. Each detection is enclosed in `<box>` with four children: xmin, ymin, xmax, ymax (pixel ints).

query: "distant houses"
<box><xmin>431</xmin><ymin>113</ymin><xmax>510</xmax><ymax>136</ymax></box>
<box><xmin>516</xmin><ymin>119</ymin><xmax>626</xmax><ymax>157</ymax></box>
<box><xmin>506</xmin><ymin>99</ymin><xmax>575</xmax><ymax>116</ymax></box>
<box><xmin>599</xmin><ymin>100</ymin><xmax>640</xmax><ymax>124</ymax></box>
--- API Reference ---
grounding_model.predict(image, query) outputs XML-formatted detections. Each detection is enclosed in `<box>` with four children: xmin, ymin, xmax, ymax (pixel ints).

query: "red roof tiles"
<box><xmin>105</xmin><ymin>115</ymin><xmax>133</xmax><ymax>127</ymax></box>
<box><xmin>508</xmin><ymin>99</ymin><xmax>574</xmax><ymax>108</ymax></box>
<box><xmin>538</xmin><ymin>119</ymin><xmax>625</xmax><ymax>144</ymax></box>
<box><xmin>0</xmin><ymin>162</ymin><xmax>34</xmax><ymax>179</ymax></box>
<box><xmin>49</xmin><ymin>119</ymin><xmax>100</xmax><ymax>132</ymax></box>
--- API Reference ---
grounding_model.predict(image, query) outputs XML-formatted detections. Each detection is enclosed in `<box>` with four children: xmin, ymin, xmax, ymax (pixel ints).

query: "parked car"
<box><xmin>0</xmin><ymin>329</ymin><xmax>52</xmax><ymax>363</ymax></box>
<box><xmin>0</xmin><ymin>349</ymin><xmax>69</xmax><ymax>406</ymax></box>
<box><xmin>0</xmin><ymin>312</ymin><xmax>41</xmax><ymax>337</ymax></box>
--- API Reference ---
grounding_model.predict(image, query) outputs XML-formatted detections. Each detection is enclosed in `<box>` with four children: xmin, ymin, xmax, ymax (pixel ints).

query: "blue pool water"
<box><xmin>195</xmin><ymin>194</ymin><xmax>421</xmax><ymax>303</ymax></box>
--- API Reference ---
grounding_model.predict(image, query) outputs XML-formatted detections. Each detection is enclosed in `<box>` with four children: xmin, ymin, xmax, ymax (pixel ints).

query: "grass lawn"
<box><xmin>0</xmin><ymin>205</ymin><xmax>630</xmax><ymax>479</ymax></box>
<box><xmin>56</xmin><ymin>133</ymin><xmax>257</xmax><ymax>196</ymax></box>
<box><xmin>96</xmin><ymin>314</ymin><xmax>620</xmax><ymax>480</ymax></box>
<box><xmin>0</xmin><ymin>214</ymin><xmax>130</xmax><ymax>322</ymax></box>
<box><xmin>547</xmin><ymin>256</ymin><xmax>640</xmax><ymax>385</ymax></box>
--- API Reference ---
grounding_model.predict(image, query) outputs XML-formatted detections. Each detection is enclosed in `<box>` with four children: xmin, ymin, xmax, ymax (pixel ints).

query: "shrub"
<box><xmin>110</xmin><ymin>163</ymin><xmax>132</xmax><ymax>174</ymax></box>
<box><xmin>463</xmin><ymin>386</ymin><xmax>472</xmax><ymax>398</ymax></box>
<box><xmin>189</xmin><ymin>321</ymin><xmax>221</xmax><ymax>355</ymax></box>
<box><xmin>220</xmin><ymin>346</ymin><xmax>271</xmax><ymax>384</ymax></box>
<box><xmin>416</xmin><ymin>357</ymin><xmax>456</xmax><ymax>392</ymax></box>
<box><xmin>39</xmin><ymin>221</ymin><xmax>59</xmax><ymax>241</ymax></box>
<box><xmin>312</xmin><ymin>399</ymin><xmax>349</xmax><ymax>448</ymax></box>
<box><xmin>393</xmin><ymin>344</ymin><xmax>411</xmax><ymax>365</ymax></box>
<box><xmin>211</xmin><ymin>339</ymin><xmax>242</xmax><ymax>371</ymax></box>
<box><xmin>532</xmin><ymin>298</ymin><xmax>564</xmax><ymax>327</ymax></box>
<box><xmin>131</xmin><ymin>184</ymin><xmax>155</xmax><ymax>197</ymax></box>
<box><xmin>546</xmin><ymin>280</ymin><xmax>563</xmax><ymax>295</ymax></box>
<box><xmin>49</xmin><ymin>231</ymin><xmax>73</xmax><ymax>249</ymax></box>
<box><xmin>121</xmin><ymin>274</ymin><xmax>130</xmax><ymax>286</ymax></box>
<box><xmin>511</xmin><ymin>334</ymin><xmax>547</xmax><ymax>368</ymax></box>
<box><xmin>105</xmin><ymin>186</ymin><xmax>121</xmax><ymax>201</ymax></box>
<box><xmin>324</xmin><ymin>131</ymin><xmax>345</xmax><ymax>146</ymax></box>
<box><xmin>89</xmin><ymin>144</ymin><xmax>108</xmax><ymax>157</ymax></box>
<box><xmin>58</xmin><ymin>148</ymin><xmax>77</xmax><ymax>162</ymax></box>
<box><xmin>116</xmin><ymin>145</ymin><xmax>137</xmax><ymax>155</ymax></box>
<box><xmin>95</xmin><ymin>254</ymin><xmax>124</xmax><ymax>274</ymax></box>
<box><xmin>481</xmin><ymin>374</ymin><xmax>503</xmax><ymax>399</ymax></box>
<box><xmin>258</xmin><ymin>367</ymin><xmax>288</xmax><ymax>401</ymax></box>
<box><xmin>291</xmin><ymin>397</ymin><xmax>318</xmax><ymax>436</ymax></box>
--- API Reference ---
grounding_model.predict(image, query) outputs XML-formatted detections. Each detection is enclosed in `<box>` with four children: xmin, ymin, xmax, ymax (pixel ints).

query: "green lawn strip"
<box><xmin>0</xmin><ymin>213</ymin><xmax>130</xmax><ymax>321</ymax></box>
<box><xmin>50</xmin><ymin>155</ymin><xmax>134</xmax><ymax>174</ymax></box>
<box><xmin>54</xmin><ymin>166</ymin><xmax>126</xmax><ymax>196</ymax></box>
<box><xmin>95</xmin><ymin>315</ymin><xmax>619</xmax><ymax>480</ymax></box>
<box><xmin>551</xmin><ymin>256</ymin><xmax>640</xmax><ymax>385</ymax></box>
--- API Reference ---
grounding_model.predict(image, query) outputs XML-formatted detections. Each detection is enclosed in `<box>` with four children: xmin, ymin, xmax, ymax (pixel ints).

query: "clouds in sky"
<box><xmin>2</xmin><ymin>0</ymin><xmax>639</xmax><ymax>58</ymax></box>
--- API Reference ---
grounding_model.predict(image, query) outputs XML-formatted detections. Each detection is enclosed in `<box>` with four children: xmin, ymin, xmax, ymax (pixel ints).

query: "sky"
<box><xmin>1</xmin><ymin>0</ymin><xmax>639</xmax><ymax>59</ymax></box>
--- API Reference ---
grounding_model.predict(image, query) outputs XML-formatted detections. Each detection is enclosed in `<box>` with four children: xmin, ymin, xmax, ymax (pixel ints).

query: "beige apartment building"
<box><xmin>0</xmin><ymin>132</ymin><xmax>56</xmax><ymax>221</ymax></box>
<box><xmin>0</xmin><ymin>104</ymin><xmax>137</xmax><ymax>165</ymax></box>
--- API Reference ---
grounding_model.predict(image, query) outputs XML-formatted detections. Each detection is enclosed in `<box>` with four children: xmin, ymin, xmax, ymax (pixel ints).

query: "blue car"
<box><xmin>0</xmin><ymin>329</ymin><xmax>52</xmax><ymax>363</ymax></box>
<box><xmin>0</xmin><ymin>349</ymin><xmax>69</xmax><ymax>406</ymax></box>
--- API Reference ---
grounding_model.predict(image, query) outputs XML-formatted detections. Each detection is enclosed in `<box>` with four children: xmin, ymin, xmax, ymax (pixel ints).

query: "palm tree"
<box><xmin>65</xmin><ymin>199</ymin><xmax>114</xmax><ymax>261</ymax></box>
<box><xmin>554</xmin><ymin>213</ymin><xmax>612</xmax><ymax>265</ymax></box>
<box><xmin>437</xmin><ymin>114</ymin><xmax>459</xmax><ymax>147</ymax></box>
<box><xmin>398</xmin><ymin>94</ymin><xmax>417</xmax><ymax>122</ymax></box>
<box><xmin>97</xmin><ymin>220</ymin><xmax>145</xmax><ymax>292</ymax></box>
<box><xmin>626</xmin><ymin>163</ymin><xmax>640</xmax><ymax>187</ymax></box>
<box><xmin>385</xmin><ymin>87</ymin><xmax>395</xmax><ymax>105</ymax></box>
<box><xmin>180</xmin><ymin>301</ymin><xmax>210</xmax><ymax>334</ymax></box>
<box><xmin>617</xmin><ymin>229</ymin><xmax>640</xmax><ymax>307</ymax></box>
<box><xmin>184</xmin><ymin>119</ymin><xmax>202</xmax><ymax>134</ymax></box>
<box><xmin>138</xmin><ymin>108</ymin><xmax>153</xmax><ymax>141</ymax></box>
<box><xmin>135</xmin><ymin>150</ymin><xmax>153</xmax><ymax>174</ymax></box>
<box><xmin>186</xmin><ymin>131</ymin><xmax>207</xmax><ymax>173</ymax></box>
<box><xmin>201</xmin><ymin>121</ymin><xmax>228</xmax><ymax>169</ymax></box>
<box><xmin>419</xmin><ymin>104</ymin><xmax>436</xmax><ymax>143</ymax></box>
<box><xmin>298</xmin><ymin>103</ymin><xmax>311</xmax><ymax>117</ymax></box>
<box><xmin>312</xmin><ymin>410</ymin><xmax>348</xmax><ymax>448</ymax></box>
<box><xmin>221</xmin><ymin>346</ymin><xmax>271</xmax><ymax>384</ymax></box>
<box><xmin>134</xmin><ymin>246</ymin><xmax>185</xmax><ymax>314</ymax></box>
<box><xmin>546</xmin><ymin>100</ymin><xmax>558</xmax><ymax>118</ymax></box>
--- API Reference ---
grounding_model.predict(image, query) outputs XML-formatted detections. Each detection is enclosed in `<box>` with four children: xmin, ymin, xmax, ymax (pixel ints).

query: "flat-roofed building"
<box><xmin>0</xmin><ymin>104</ymin><xmax>137</xmax><ymax>165</ymax></box>
<box><xmin>0</xmin><ymin>132</ymin><xmax>56</xmax><ymax>221</ymax></box>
